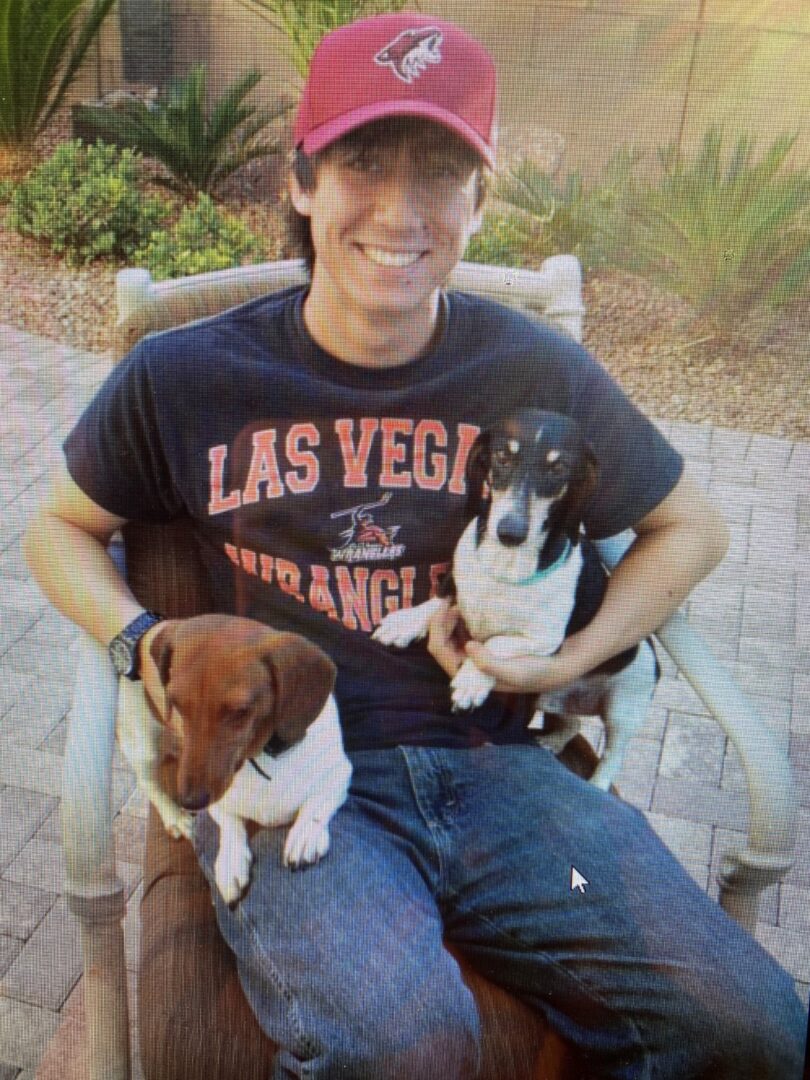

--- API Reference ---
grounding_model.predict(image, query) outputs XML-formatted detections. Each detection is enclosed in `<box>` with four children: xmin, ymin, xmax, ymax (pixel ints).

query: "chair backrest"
<box><xmin>113</xmin><ymin>255</ymin><xmax>585</xmax><ymax>360</ymax></box>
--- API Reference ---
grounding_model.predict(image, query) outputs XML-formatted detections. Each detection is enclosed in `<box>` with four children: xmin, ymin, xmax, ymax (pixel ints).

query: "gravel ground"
<box><xmin>1</xmin><ymin>113</ymin><xmax>807</xmax><ymax>442</ymax></box>
<box><xmin>582</xmin><ymin>272</ymin><xmax>810</xmax><ymax>442</ymax></box>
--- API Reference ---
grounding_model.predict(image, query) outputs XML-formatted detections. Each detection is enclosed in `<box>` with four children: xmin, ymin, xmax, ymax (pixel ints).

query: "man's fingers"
<box><xmin>464</xmin><ymin>640</ymin><xmax>528</xmax><ymax>676</ymax></box>
<box><xmin>427</xmin><ymin>604</ymin><xmax>465</xmax><ymax>676</ymax></box>
<box><xmin>464</xmin><ymin>642</ymin><xmax>526</xmax><ymax>690</ymax></box>
<box><xmin>464</xmin><ymin>641</ymin><xmax>572</xmax><ymax>695</ymax></box>
<box><xmin>428</xmin><ymin>601</ymin><xmax>457</xmax><ymax>635</ymax></box>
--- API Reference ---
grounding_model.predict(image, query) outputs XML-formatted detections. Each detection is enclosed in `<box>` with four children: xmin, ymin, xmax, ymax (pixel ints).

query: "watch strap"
<box><xmin>109</xmin><ymin>610</ymin><xmax>164</xmax><ymax>680</ymax></box>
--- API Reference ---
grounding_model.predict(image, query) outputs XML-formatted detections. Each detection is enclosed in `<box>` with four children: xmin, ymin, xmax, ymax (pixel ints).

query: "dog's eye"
<box><xmin>545</xmin><ymin>457</ymin><xmax>568</xmax><ymax>477</ymax></box>
<box><xmin>227</xmin><ymin>706</ymin><xmax>252</xmax><ymax>726</ymax></box>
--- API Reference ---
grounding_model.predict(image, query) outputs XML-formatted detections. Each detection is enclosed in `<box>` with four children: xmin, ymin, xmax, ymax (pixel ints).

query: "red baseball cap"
<box><xmin>293</xmin><ymin>14</ymin><xmax>498</xmax><ymax>168</ymax></box>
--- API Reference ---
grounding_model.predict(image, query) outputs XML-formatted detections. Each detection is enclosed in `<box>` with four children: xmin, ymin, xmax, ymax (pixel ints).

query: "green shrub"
<box><xmin>492</xmin><ymin>150</ymin><xmax>639</xmax><ymax>271</ymax></box>
<box><xmin>0</xmin><ymin>0</ymin><xmax>116</xmax><ymax>154</ymax></box>
<box><xmin>7</xmin><ymin>140</ymin><xmax>169</xmax><ymax>264</ymax></box>
<box><xmin>0</xmin><ymin>178</ymin><xmax>16</xmax><ymax>205</ymax></box>
<box><xmin>134</xmin><ymin>194</ymin><xmax>266</xmax><ymax>280</ymax></box>
<box><xmin>463</xmin><ymin>211</ymin><xmax>531</xmax><ymax>267</ymax></box>
<box><xmin>619</xmin><ymin>127</ymin><xmax>810</xmax><ymax>327</ymax></box>
<box><xmin>74</xmin><ymin>66</ymin><xmax>289</xmax><ymax>197</ymax></box>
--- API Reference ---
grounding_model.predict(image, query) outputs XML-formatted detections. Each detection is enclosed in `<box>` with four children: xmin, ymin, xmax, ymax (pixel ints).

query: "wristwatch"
<box><xmin>109</xmin><ymin>611</ymin><xmax>164</xmax><ymax>680</ymax></box>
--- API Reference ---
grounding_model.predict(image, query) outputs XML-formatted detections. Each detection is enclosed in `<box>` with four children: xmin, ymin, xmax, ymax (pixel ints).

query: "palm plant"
<box><xmin>0</xmin><ymin>0</ymin><xmax>116</xmax><ymax>174</ymax></box>
<box><xmin>623</xmin><ymin>127</ymin><xmax>810</xmax><ymax>327</ymax></box>
<box><xmin>73</xmin><ymin>65</ymin><xmax>290</xmax><ymax>197</ymax></box>
<box><xmin>254</xmin><ymin>0</ymin><xmax>410</xmax><ymax>79</ymax></box>
<box><xmin>492</xmin><ymin>149</ymin><xmax>640</xmax><ymax>270</ymax></box>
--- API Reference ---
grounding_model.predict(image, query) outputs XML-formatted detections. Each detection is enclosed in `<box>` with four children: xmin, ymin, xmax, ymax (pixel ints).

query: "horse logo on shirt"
<box><xmin>374</xmin><ymin>27</ymin><xmax>443</xmax><ymax>84</ymax></box>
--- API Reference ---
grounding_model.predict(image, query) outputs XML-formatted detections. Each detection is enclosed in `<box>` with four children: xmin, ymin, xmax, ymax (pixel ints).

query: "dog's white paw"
<box><xmin>373</xmin><ymin>607</ymin><xmax>428</xmax><ymax>647</ymax></box>
<box><xmin>214</xmin><ymin>840</ymin><xmax>253</xmax><ymax>904</ymax></box>
<box><xmin>154</xmin><ymin>799</ymin><xmax>195</xmax><ymax>842</ymax></box>
<box><xmin>166</xmin><ymin>813</ymin><xmax>195</xmax><ymax>842</ymax></box>
<box><xmin>531</xmin><ymin>714</ymin><xmax>581</xmax><ymax>756</ymax></box>
<box><xmin>451</xmin><ymin>660</ymin><xmax>496</xmax><ymax>712</ymax></box>
<box><xmin>373</xmin><ymin>598</ymin><xmax>447</xmax><ymax>648</ymax></box>
<box><xmin>283</xmin><ymin>817</ymin><xmax>331</xmax><ymax>870</ymax></box>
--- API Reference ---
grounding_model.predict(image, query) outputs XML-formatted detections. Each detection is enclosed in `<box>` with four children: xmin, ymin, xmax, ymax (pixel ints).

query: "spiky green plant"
<box><xmin>0</xmin><ymin>0</ymin><xmax>116</xmax><ymax>155</ymax></box>
<box><xmin>492</xmin><ymin>149</ymin><xmax>640</xmax><ymax>271</ymax></box>
<box><xmin>74</xmin><ymin>65</ymin><xmax>289</xmax><ymax>196</ymax></box>
<box><xmin>254</xmin><ymin>0</ymin><xmax>409</xmax><ymax>79</ymax></box>
<box><xmin>623</xmin><ymin>127</ymin><xmax>810</xmax><ymax>326</ymax></box>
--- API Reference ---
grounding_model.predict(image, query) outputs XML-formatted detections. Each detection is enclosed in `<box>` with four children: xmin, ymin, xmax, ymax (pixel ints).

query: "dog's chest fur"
<box><xmin>216</xmin><ymin>696</ymin><xmax>342</xmax><ymax>826</ymax></box>
<box><xmin>453</xmin><ymin>520</ymin><xmax>585</xmax><ymax>654</ymax></box>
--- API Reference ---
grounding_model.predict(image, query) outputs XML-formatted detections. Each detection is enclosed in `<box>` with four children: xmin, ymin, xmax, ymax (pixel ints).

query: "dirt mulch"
<box><xmin>582</xmin><ymin>272</ymin><xmax>810</xmax><ymax>442</ymax></box>
<box><xmin>1</xmin><ymin>112</ymin><xmax>807</xmax><ymax>443</ymax></box>
<box><xmin>0</xmin><ymin>178</ymin><xmax>290</xmax><ymax>354</ymax></box>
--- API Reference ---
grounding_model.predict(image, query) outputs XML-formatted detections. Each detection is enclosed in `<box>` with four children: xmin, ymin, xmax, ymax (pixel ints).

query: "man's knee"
<box><xmin>329</xmin><ymin>1004</ymin><xmax>480</xmax><ymax>1080</ymax></box>
<box><xmin>709</xmin><ymin>989</ymin><xmax>806</xmax><ymax>1078</ymax></box>
<box><xmin>669</xmin><ymin>967</ymin><xmax>806</xmax><ymax>1079</ymax></box>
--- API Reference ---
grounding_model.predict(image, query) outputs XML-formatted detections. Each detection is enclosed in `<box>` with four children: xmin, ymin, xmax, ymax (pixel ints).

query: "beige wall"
<box><xmin>78</xmin><ymin>1</ymin><xmax>810</xmax><ymax>175</ymax></box>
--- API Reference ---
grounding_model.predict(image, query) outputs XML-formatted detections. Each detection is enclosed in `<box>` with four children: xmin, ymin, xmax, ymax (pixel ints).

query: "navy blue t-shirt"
<box><xmin>64</xmin><ymin>287</ymin><xmax>682</xmax><ymax>751</ymax></box>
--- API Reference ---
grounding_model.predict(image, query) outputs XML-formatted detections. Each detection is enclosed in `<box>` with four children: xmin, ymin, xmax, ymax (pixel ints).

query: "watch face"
<box><xmin>110</xmin><ymin>636</ymin><xmax>134</xmax><ymax>677</ymax></box>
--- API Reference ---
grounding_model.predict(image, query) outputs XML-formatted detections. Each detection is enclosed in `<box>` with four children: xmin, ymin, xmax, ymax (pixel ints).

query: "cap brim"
<box><xmin>298</xmin><ymin>99</ymin><xmax>496</xmax><ymax>169</ymax></box>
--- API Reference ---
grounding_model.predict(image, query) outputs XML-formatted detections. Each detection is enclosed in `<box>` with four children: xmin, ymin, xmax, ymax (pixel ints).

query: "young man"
<box><xmin>25</xmin><ymin>14</ymin><xmax>805</xmax><ymax>1079</ymax></box>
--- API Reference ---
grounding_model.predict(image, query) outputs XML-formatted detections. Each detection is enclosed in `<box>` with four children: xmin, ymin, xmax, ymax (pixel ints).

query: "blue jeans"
<box><xmin>192</xmin><ymin>745</ymin><xmax>806</xmax><ymax>1079</ymax></box>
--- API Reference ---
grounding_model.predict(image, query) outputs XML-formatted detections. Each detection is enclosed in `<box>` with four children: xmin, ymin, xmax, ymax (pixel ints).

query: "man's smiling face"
<box><xmin>289</xmin><ymin>119</ymin><xmax>485</xmax><ymax>347</ymax></box>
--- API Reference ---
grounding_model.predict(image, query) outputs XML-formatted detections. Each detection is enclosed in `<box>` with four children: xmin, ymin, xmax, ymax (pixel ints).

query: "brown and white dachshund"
<box><xmin>374</xmin><ymin>408</ymin><xmax>659</xmax><ymax>790</ymax></box>
<box><xmin>116</xmin><ymin>614</ymin><xmax>351</xmax><ymax>903</ymax></box>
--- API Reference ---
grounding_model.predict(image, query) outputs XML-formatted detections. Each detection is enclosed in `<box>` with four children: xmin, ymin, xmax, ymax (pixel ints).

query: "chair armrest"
<box><xmin>61</xmin><ymin>627</ymin><xmax>131</xmax><ymax>1079</ymax></box>
<box><xmin>61</xmin><ymin>628</ymin><xmax>122</xmax><ymax>901</ymax></box>
<box><xmin>595</xmin><ymin>532</ymin><xmax>798</xmax><ymax>932</ymax></box>
<box><xmin>451</xmin><ymin>255</ymin><xmax>586</xmax><ymax>341</ymax></box>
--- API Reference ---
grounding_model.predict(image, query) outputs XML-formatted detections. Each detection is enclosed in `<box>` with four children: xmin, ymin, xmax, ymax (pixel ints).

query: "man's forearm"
<box><xmin>24</xmin><ymin>503</ymin><xmax>172</xmax><ymax>717</ymax></box>
<box><xmin>23</xmin><ymin>506</ymin><xmax>145</xmax><ymax>647</ymax></box>
<box><xmin>557</xmin><ymin>515</ymin><xmax>728</xmax><ymax>679</ymax></box>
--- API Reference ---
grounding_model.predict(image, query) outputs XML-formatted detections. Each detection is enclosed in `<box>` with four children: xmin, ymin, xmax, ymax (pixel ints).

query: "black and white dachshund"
<box><xmin>373</xmin><ymin>408</ymin><xmax>659</xmax><ymax>790</ymax></box>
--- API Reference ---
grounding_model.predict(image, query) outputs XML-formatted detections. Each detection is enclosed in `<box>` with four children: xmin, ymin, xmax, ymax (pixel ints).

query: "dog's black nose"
<box><xmin>497</xmin><ymin>513</ymin><xmax>528</xmax><ymax>547</ymax></box>
<box><xmin>178</xmin><ymin>790</ymin><xmax>211</xmax><ymax>812</ymax></box>
<box><xmin>264</xmin><ymin>734</ymin><xmax>290</xmax><ymax>757</ymax></box>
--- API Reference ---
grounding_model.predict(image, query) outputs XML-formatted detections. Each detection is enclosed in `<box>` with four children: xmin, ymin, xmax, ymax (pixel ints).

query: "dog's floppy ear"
<box><xmin>149</xmin><ymin>624</ymin><xmax>174</xmax><ymax>687</ymax></box>
<box><xmin>262</xmin><ymin>633</ymin><xmax>337</xmax><ymax>745</ymax></box>
<box><xmin>464</xmin><ymin>429</ymin><xmax>491</xmax><ymax>514</ymax></box>
<box><xmin>562</xmin><ymin>443</ymin><xmax>599</xmax><ymax>542</ymax></box>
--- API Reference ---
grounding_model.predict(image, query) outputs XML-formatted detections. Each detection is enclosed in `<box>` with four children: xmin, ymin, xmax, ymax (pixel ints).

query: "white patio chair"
<box><xmin>59</xmin><ymin>255</ymin><xmax>797</xmax><ymax>1079</ymax></box>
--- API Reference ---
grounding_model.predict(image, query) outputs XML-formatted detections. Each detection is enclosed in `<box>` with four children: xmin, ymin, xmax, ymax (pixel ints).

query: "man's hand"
<box><xmin>426</xmin><ymin>604</ymin><xmax>582</xmax><ymax>697</ymax></box>
<box><xmin>425</xmin><ymin>602</ymin><xmax>466</xmax><ymax>678</ymax></box>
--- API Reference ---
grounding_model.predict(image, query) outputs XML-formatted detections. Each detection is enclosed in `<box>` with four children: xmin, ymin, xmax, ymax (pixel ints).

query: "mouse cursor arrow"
<box><xmin>570</xmin><ymin>867</ymin><xmax>589</xmax><ymax>894</ymax></box>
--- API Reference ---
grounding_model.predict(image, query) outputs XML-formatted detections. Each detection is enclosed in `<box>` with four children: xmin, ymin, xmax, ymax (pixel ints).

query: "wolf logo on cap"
<box><xmin>374</xmin><ymin>27</ymin><xmax>443</xmax><ymax>84</ymax></box>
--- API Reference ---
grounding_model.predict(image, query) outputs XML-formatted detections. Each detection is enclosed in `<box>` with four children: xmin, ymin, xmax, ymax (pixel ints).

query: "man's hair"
<box><xmin>287</xmin><ymin>115</ymin><xmax>488</xmax><ymax>273</ymax></box>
